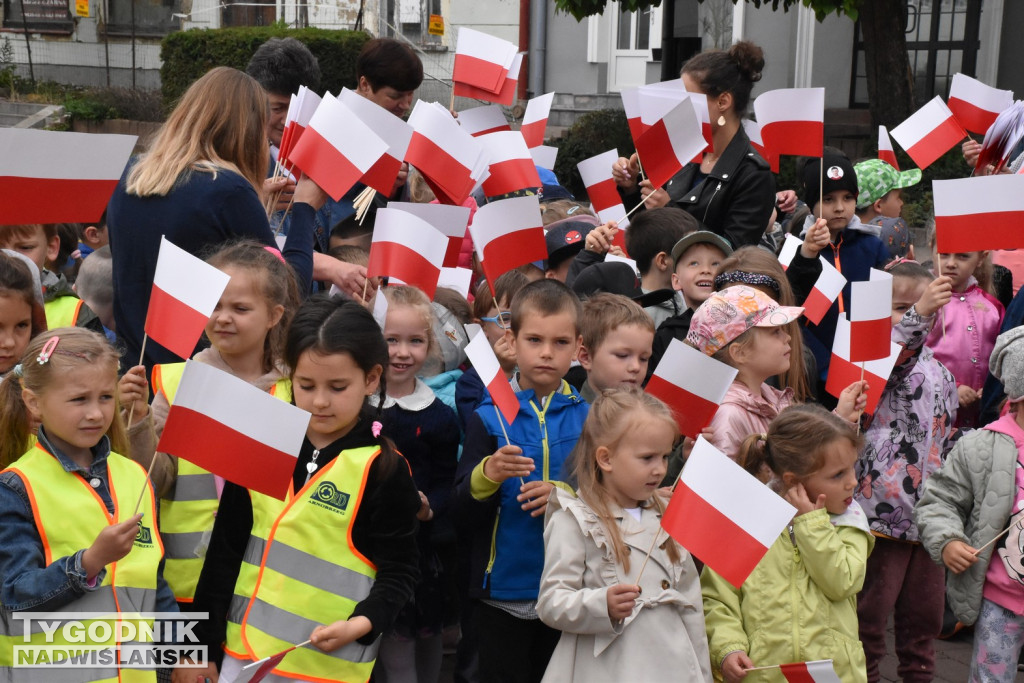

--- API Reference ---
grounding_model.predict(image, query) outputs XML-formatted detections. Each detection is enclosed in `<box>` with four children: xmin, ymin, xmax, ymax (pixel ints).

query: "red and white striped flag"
<box><xmin>458</xmin><ymin>104</ymin><xmax>512</xmax><ymax>137</ymax></box>
<box><xmin>825</xmin><ymin>316</ymin><xmax>898</xmax><ymax>415</ymax></box>
<box><xmin>407</xmin><ymin>101</ymin><xmax>488</xmax><ymax>205</ymax></box>
<box><xmin>620</xmin><ymin>87</ymin><xmax>645</xmax><ymax>143</ymax></box>
<box><xmin>948</xmin><ymin>73</ymin><xmax>1013</xmax><ymax>136</ymax></box>
<box><xmin>890</xmin><ymin>96</ymin><xmax>967</xmax><ymax>170</ymax></box>
<box><xmin>454</xmin><ymin>53</ymin><xmax>523</xmax><ymax>106</ymax></box>
<box><xmin>753</xmin><ymin>87</ymin><xmax>825</xmax><ymax>162</ymax></box>
<box><xmin>645</xmin><ymin>338</ymin><xmax>738</xmax><ymax>439</ymax></box>
<box><xmin>803</xmin><ymin>258</ymin><xmax>847</xmax><ymax>325</ymax></box>
<box><xmin>661</xmin><ymin>437</ymin><xmax>797</xmax><ymax>587</ymax></box>
<box><xmin>0</xmin><ymin>128</ymin><xmax>137</xmax><ymax>224</ymax></box>
<box><xmin>465</xmin><ymin>328</ymin><xmax>519</xmax><ymax>425</ymax></box>
<box><xmin>777</xmin><ymin>234</ymin><xmax>802</xmax><ymax>271</ymax></box>
<box><xmin>577</xmin><ymin>149</ymin><xmax>630</xmax><ymax>227</ymax></box>
<box><xmin>479</xmin><ymin>131</ymin><xmax>542</xmax><ymax>197</ymax></box>
<box><xmin>638</xmin><ymin>82</ymin><xmax>711</xmax><ymax>162</ymax></box>
<box><xmin>779</xmin><ymin>659</ymin><xmax>842</xmax><ymax>683</ymax></box>
<box><xmin>453</xmin><ymin>27</ymin><xmax>517</xmax><ymax>95</ymax></box>
<box><xmin>288</xmin><ymin>93</ymin><xmax>389</xmax><ymax>201</ymax></box>
<box><xmin>849</xmin><ymin>268</ymin><xmax>893</xmax><ymax>362</ymax></box>
<box><xmin>278</xmin><ymin>86</ymin><xmax>321</xmax><ymax>174</ymax></box>
<box><xmin>145</xmin><ymin>237</ymin><xmax>230</xmax><ymax>360</ymax></box>
<box><xmin>367</xmin><ymin>208</ymin><xmax>448</xmax><ymax>298</ymax></box>
<box><xmin>878</xmin><ymin>125</ymin><xmax>899</xmax><ymax>169</ymax></box>
<box><xmin>468</xmin><ymin>195</ymin><xmax>547</xmax><ymax>288</ymax></box>
<box><xmin>338</xmin><ymin>88</ymin><xmax>413</xmax><ymax>196</ymax></box>
<box><xmin>388</xmin><ymin>201</ymin><xmax>471</xmax><ymax>268</ymax></box>
<box><xmin>521</xmin><ymin>92</ymin><xmax>554</xmax><ymax>148</ymax></box>
<box><xmin>933</xmin><ymin>175</ymin><xmax>1024</xmax><ymax>252</ymax></box>
<box><xmin>234</xmin><ymin>648</ymin><xmax>295</xmax><ymax>683</ymax></box>
<box><xmin>635</xmin><ymin>99</ymin><xmax>707</xmax><ymax>189</ymax></box>
<box><xmin>158</xmin><ymin>361</ymin><xmax>311</xmax><ymax>500</ymax></box>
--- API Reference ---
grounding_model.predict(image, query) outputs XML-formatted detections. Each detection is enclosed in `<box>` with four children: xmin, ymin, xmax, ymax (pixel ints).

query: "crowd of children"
<box><xmin>5</xmin><ymin>36</ymin><xmax>1024</xmax><ymax>683</ymax></box>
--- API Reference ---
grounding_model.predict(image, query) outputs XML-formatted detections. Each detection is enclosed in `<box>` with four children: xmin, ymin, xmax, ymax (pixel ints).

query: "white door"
<box><xmin>608</xmin><ymin>7</ymin><xmax>660</xmax><ymax>92</ymax></box>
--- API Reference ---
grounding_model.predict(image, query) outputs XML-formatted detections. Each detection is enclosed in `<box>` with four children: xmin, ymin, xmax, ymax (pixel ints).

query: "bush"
<box><xmin>160</xmin><ymin>26</ymin><xmax>370</xmax><ymax>110</ymax></box>
<box><xmin>553</xmin><ymin>108</ymin><xmax>635</xmax><ymax>200</ymax></box>
<box><xmin>64</xmin><ymin>87</ymin><xmax>164</xmax><ymax>122</ymax></box>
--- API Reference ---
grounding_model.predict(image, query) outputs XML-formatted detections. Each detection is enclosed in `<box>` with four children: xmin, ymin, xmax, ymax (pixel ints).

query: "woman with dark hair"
<box><xmin>613</xmin><ymin>41</ymin><xmax>777</xmax><ymax>250</ymax></box>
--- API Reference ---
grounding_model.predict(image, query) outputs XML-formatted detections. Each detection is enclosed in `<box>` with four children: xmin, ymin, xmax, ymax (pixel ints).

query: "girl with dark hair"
<box><xmin>183</xmin><ymin>294</ymin><xmax>421</xmax><ymax>683</ymax></box>
<box><xmin>612</xmin><ymin>41</ymin><xmax>777</xmax><ymax>249</ymax></box>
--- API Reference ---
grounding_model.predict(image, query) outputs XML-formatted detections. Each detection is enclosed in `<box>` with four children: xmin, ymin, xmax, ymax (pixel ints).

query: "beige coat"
<box><xmin>537</xmin><ymin>489</ymin><xmax>712</xmax><ymax>683</ymax></box>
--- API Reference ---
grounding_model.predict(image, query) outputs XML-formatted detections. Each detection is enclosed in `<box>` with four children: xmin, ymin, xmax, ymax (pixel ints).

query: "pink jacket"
<box><xmin>925</xmin><ymin>278</ymin><xmax>1004</xmax><ymax>429</ymax></box>
<box><xmin>708</xmin><ymin>381</ymin><xmax>794</xmax><ymax>461</ymax></box>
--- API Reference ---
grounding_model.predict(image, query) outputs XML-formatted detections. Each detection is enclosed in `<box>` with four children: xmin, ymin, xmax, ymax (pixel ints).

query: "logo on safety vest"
<box><xmin>310</xmin><ymin>482</ymin><xmax>350</xmax><ymax>514</ymax></box>
<box><xmin>135</xmin><ymin>523</ymin><xmax>154</xmax><ymax>547</ymax></box>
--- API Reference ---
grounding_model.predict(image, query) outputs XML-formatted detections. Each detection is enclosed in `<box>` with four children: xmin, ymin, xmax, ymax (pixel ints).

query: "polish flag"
<box><xmin>780</xmin><ymin>660</ymin><xmax>842</xmax><ymax>683</ymax></box>
<box><xmin>234</xmin><ymin>648</ymin><xmax>294</xmax><ymax>683</ymax></box>
<box><xmin>479</xmin><ymin>131</ymin><xmax>542</xmax><ymax>197</ymax></box>
<box><xmin>933</xmin><ymin>175</ymin><xmax>1024</xmax><ymax>252</ymax></box>
<box><xmin>638</xmin><ymin>82</ymin><xmax>712</xmax><ymax>161</ymax></box>
<box><xmin>620</xmin><ymin>87</ymin><xmax>645</xmax><ymax>142</ymax></box>
<box><xmin>661</xmin><ymin>437</ymin><xmax>797</xmax><ymax>588</ymax></box>
<box><xmin>753</xmin><ymin>87</ymin><xmax>825</xmax><ymax>162</ymax></box>
<box><xmin>278</xmin><ymin>87</ymin><xmax>321</xmax><ymax>174</ymax></box>
<box><xmin>578</xmin><ymin>149</ymin><xmax>629</xmax><ymax>223</ymax></box>
<box><xmin>645</xmin><ymin>339</ymin><xmax>738</xmax><ymax>439</ymax></box>
<box><xmin>635</xmin><ymin>99</ymin><xmax>707</xmax><ymax>190</ymax></box>
<box><xmin>458</xmin><ymin>105</ymin><xmax>511</xmax><ymax>137</ymax></box>
<box><xmin>520</xmin><ymin>92</ymin><xmax>554</xmax><ymax>148</ymax></box>
<box><xmin>468</xmin><ymin>195</ymin><xmax>547</xmax><ymax>288</ymax></box>
<box><xmin>777</xmin><ymin>234</ymin><xmax>802</xmax><ymax>271</ymax></box>
<box><xmin>453</xmin><ymin>53</ymin><xmax>523</xmax><ymax>106</ymax></box>
<box><xmin>742</xmin><ymin>118</ymin><xmax>776</xmax><ymax>171</ymax></box>
<box><xmin>158</xmin><ymin>361</ymin><xmax>311</xmax><ymax>500</ymax></box>
<box><xmin>0</xmin><ymin>128</ymin><xmax>137</xmax><ymax>224</ymax></box>
<box><xmin>288</xmin><ymin>93</ymin><xmax>389</xmax><ymax>201</ymax></box>
<box><xmin>338</xmin><ymin>88</ymin><xmax>413</xmax><ymax>196</ymax></box>
<box><xmin>453</xmin><ymin>28</ymin><xmax>517</xmax><ymax>95</ymax></box>
<box><xmin>890</xmin><ymin>96</ymin><xmax>967</xmax><ymax>170</ymax></box>
<box><xmin>825</xmin><ymin>317</ymin><xmax>899</xmax><ymax>416</ymax></box>
<box><xmin>465</xmin><ymin>329</ymin><xmax>519</xmax><ymax>425</ymax></box>
<box><xmin>407</xmin><ymin>101</ymin><xmax>487</xmax><ymax>205</ymax></box>
<box><xmin>948</xmin><ymin>73</ymin><xmax>1013</xmax><ymax>136</ymax></box>
<box><xmin>367</xmin><ymin>208</ymin><xmax>448</xmax><ymax>298</ymax></box>
<box><xmin>878</xmin><ymin>125</ymin><xmax>899</xmax><ymax>170</ymax></box>
<box><xmin>387</xmin><ymin>201</ymin><xmax>472</xmax><ymax>267</ymax></box>
<box><xmin>849</xmin><ymin>269</ymin><xmax>893</xmax><ymax>362</ymax></box>
<box><xmin>145</xmin><ymin>237</ymin><xmax>231</xmax><ymax>360</ymax></box>
<box><xmin>802</xmin><ymin>258</ymin><xmax>848</xmax><ymax>325</ymax></box>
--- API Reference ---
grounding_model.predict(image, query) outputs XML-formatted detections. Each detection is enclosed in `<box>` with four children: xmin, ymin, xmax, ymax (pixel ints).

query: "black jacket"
<box><xmin>622</xmin><ymin>127</ymin><xmax>776</xmax><ymax>249</ymax></box>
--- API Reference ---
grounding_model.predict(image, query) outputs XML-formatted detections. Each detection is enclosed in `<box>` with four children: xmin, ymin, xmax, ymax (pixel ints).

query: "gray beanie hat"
<box><xmin>990</xmin><ymin>327</ymin><xmax>1024</xmax><ymax>402</ymax></box>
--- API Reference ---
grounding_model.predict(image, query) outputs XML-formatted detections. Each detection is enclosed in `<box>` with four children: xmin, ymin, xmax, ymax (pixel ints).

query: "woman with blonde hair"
<box><xmin>107</xmin><ymin>66</ymin><xmax>327</xmax><ymax>374</ymax></box>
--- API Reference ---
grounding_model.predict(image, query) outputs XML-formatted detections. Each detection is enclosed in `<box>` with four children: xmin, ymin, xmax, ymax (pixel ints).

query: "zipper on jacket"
<box><xmin>789</xmin><ymin>523</ymin><xmax>800</xmax><ymax>662</ymax></box>
<box><xmin>702</xmin><ymin>181</ymin><xmax>723</xmax><ymax>227</ymax></box>
<box><xmin>528</xmin><ymin>396</ymin><xmax>555</xmax><ymax>482</ymax></box>
<box><xmin>483</xmin><ymin>508</ymin><xmax>501</xmax><ymax>586</ymax></box>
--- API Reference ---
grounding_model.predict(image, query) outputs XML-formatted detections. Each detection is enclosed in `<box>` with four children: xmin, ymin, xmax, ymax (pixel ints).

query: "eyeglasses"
<box><xmin>480</xmin><ymin>312</ymin><xmax>513</xmax><ymax>329</ymax></box>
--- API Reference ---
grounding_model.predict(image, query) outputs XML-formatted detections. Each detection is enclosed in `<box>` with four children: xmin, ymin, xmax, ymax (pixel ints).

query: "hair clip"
<box><xmin>884</xmin><ymin>256</ymin><xmax>920</xmax><ymax>271</ymax></box>
<box><xmin>263</xmin><ymin>246</ymin><xmax>286</xmax><ymax>264</ymax></box>
<box><xmin>371</xmin><ymin>421</ymin><xmax>383</xmax><ymax>438</ymax></box>
<box><xmin>37</xmin><ymin>336</ymin><xmax>59</xmax><ymax>365</ymax></box>
<box><xmin>11</xmin><ymin>364</ymin><xmax>23</xmax><ymax>378</ymax></box>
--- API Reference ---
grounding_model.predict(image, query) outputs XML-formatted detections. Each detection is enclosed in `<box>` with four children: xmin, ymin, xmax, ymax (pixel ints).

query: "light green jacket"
<box><xmin>701</xmin><ymin>504</ymin><xmax>874</xmax><ymax>682</ymax></box>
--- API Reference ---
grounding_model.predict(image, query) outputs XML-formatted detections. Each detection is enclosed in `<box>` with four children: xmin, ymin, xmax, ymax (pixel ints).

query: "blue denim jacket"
<box><xmin>0</xmin><ymin>428</ymin><xmax>178</xmax><ymax>615</ymax></box>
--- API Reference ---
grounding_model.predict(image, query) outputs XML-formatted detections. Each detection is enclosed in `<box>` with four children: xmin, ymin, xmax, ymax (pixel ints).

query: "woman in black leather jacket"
<box><xmin>614</xmin><ymin>41</ymin><xmax>777</xmax><ymax>250</ymax></box>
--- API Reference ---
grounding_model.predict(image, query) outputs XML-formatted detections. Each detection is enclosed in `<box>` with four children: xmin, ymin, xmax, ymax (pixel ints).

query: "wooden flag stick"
<box><xmin>619</xmin><ymin>192</ymin><xmax>654</xmax><ymax>224</ymax></box>
<box><xmin>492</xmin><ymin>403</ymin><xmax>525</xmax><ymax>488</ymax></box>
<box><xmin>972</xmin><ymin>503</ymin><xmax>1024</xmax><ymax>556</ymax></box>
<box><xmin>126</xmin><ymin>334</ymin><xmax>148</xmax><ymax>428</ymax></box>
<box><xmin>632</xmin><ymin>527</ymin><xmax>662</xmax><ymax>588</ymax></box>
<box><xmin>743</xmin><ymin>664</ymin><xmax>782</xmax><ymax>672</ymax></box>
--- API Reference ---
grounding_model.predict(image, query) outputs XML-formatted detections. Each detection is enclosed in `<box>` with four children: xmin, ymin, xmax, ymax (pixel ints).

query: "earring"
<box><xmin>717</xmin><ymin>114</ymin><xmax>727</xmax><ymax>127</ymax></box>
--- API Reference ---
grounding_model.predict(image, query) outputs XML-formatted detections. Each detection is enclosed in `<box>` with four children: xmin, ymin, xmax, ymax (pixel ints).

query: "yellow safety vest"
<box><xmin>225</xmin><ymin>446</ymin><xmax>380</xmax><ymax>683</ymax></box>
<box><xmin>0</xmin><ymin>444</ymin><xmax>164</xmax><ymax>683</ymax></box>
<box><xmin>43</xmin><ymin>296</ymin><xmax>83</xmax><ymax>331</ymax></box>
<box><xmin>152</xmin><ymin>363</ymin><xmax>291</xmax><ymax>603</ymax></box>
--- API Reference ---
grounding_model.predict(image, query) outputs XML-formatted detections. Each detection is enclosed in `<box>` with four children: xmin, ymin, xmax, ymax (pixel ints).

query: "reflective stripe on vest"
<box><xmin>0</xmin><ymin>445</ymin><xmax>163</xmax><ymax>683</ymax></box>
<box><xmin>43</xmin><ymin>296</ymin><xmax>83</xmax><ymax>330</ymax></box>
<box><xmin>153</xmin><ymin>362</ymin><xmax>292</xmax><ymax>602</ymax></box>
<box><xmin>225</xmin><ymin>446</ymin><xmax>380</xmax><ymax>682</ymax></box>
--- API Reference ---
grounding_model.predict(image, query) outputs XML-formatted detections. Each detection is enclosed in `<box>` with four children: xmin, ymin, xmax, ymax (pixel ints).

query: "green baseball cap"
<box><xmin>855</xmin><ymin>159</ymin><xmax>922</xmax><ymax>209</ymax></box>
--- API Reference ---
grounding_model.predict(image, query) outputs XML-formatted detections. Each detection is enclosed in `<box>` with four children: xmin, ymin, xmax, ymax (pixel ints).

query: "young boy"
<box><xmin>0</xmin><ymin>224</ymin><xmax>104</xmax><ymax>335</ymax></box>
<box><xmin>78</xmin><ymin>213</ymin><xmax>110</xmax><ymax>259</ymax></box>
<box><xmin>797</xmin><ymin>150</ymin><xmax>890</xmax><ymax>393</ymax></box>
<box><xmin>544</xmin><ymin>217</ymin><xmax>597</xmax><ymax>283</ymax></box>
<box><xmin>73</xmin><ymin>245</ymin><xmax>115</xmax><ymax>342</ymax></box>
<box><xmin>854</xmin><ymin>158</ymin><xmax>921</xmax><ymax>226</ymax></box>
<box><xmin>454</xmin><ymin>279</ymin><xmax>589</xmax><ymax>683</ymax></box>
<box><xmin>577</xmin><ymin>293</ymin><xmax>655</xmax><ymax>402</ymax></box>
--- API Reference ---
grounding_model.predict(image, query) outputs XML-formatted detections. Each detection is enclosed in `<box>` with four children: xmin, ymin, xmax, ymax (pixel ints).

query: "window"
<box><xmin>219</xmin><ymin>0</ymin><xmax>275</xmax><ymax>29</ymax></box>
<box><xmin>3</xmin><ymin>0</ymin><xmax>72</xmax><ymax>32</ymax></box>
<box><xmin>104</xmin><ymin>0</ymin><xmax>181</xmax><ymax>35</ymax></box>
<box><xmin>617</xmin><ymin>7</ymin><xmax>651</xmax><ymax>52</ymax></box>
<box><xmin>850</xmin><ymin>0</ymin><xmax>981</xmax><ymax>107</ymax></box>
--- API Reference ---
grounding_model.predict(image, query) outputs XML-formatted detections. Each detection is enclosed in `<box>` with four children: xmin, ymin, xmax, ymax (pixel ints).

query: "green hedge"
<box><xmin>160</xmin><ymin>26</ymin><xmax>370</xmax><ymax>109</ymax></box>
